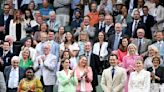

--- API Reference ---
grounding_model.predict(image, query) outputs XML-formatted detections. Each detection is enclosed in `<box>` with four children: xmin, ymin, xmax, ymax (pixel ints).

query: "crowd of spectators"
<box><xmin>0</xmin><ymin>0</ymin><xmax>164</xmax><ymax>92</ymax></box>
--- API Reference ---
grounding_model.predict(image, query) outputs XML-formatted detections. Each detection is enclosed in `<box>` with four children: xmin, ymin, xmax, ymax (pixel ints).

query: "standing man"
<box><xmin>34</xmin><ymin>42</ymin><xmax>56</xmax><ymax>92</ymax></box>
<box><xmin>0</xmin><ymin>4</ymin><xmax>13</xmax><ymax>40</ymax></box>
<box><xmin>101</xmin><ymin>54</ymin><xmax>127</xmax><ymax>92</ymax></box>
<box><xmin>4</xmin><ymin>56</ymin><xmax>24</xmax><ymax>92</ymax></box>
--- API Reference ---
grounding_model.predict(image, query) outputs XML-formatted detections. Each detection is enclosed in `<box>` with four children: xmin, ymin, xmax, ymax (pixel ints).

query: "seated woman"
<box><xmin>57</xmin><ymin>59</ymin><xmax>78</xmax><ymax>92</ymax></box>
<box><xmin>147</xmin><ymin>56</ymin><xmax>164</xmax><ymax>92</ymax></box>
<box><xmin>18</xmin><ymin>67</ymin><xmax>43</xmax><ymax>92</ymax></box>
<box><xmin>19</xmin><ymin>47</ymin><xmax>33</xmax><ymax>69</ymax></box>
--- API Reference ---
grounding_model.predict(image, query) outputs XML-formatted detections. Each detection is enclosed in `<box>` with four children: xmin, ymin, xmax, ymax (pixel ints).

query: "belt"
<box><xmin>7</xmin><ymin>87</ymin><xmax>17</xmax><ymax>90</ymax></box>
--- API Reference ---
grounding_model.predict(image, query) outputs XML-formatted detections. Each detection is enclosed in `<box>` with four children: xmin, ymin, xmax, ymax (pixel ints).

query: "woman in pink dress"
<box><xmin>122</xmin><ymin>43</ymin><xmax>142</xmax><ymax>92</ymax></box>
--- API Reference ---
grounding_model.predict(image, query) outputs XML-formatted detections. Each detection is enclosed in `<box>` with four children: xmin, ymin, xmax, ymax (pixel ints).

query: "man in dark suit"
<box><xmin>84</xmin><ymin>41</ymin><xmax>98</xmax><ymax>92</ymax></box>
<box><xmin>4</xmin><ymin>56</ymin><xmax>24</xmax><ymax>92</ymax></box>
<box><xmin>125</xmin><ymin>10</ymin><xmax>146</xmax><ymax>38</ymax></box>
<box><xmin>94</xmin><ymin>12</ymin><xmax>105</xmax><ymax>37</ymax></box>
<box><xmin>108</xmin><ymin>23</ymin><xmax>126</xmax><ymax>54</ymax></box>
<box><xmin>0</xmin><ymin>4</ymin><xmax>13</xmax><ymax>41</ymax></box>
<box><xmin>104</xmin><ymin>15</ymin><xmax>115</xmax><ymax>40</ymax></box>
<box><xmin>141</xmin><ymin>6</ymin><xmax>156</xmax><ymax>39</ymax></box>
<box><xmin>0</xmin><ymin>41</ymin><xmax>14</xmax><ymax>72</ymax></box>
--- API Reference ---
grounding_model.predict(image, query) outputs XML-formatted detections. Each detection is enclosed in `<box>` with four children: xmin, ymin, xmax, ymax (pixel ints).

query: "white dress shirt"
<box><xmin>105</xmin><ymin>24</ymin><xmax>112</xmax><ymax>33</ymax></box>
<box><xmin>8</xmin><ymin>67</ymin><xmax>19</xmax><ymax>88</ymax></box>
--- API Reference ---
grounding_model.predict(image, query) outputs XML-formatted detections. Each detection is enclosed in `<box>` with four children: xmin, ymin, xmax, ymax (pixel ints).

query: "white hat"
<box><xmin>115</xmin><ymin>0</ymin><xmax>124</xmax><ymax>5</ymax></box>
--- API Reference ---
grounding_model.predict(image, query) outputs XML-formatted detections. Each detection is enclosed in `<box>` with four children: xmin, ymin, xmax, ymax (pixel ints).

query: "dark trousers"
<box><xmin>7</xmin><ymin>88</ymin><xmax>17</xmax><ymax>92</ymax></box>
<box><xmin>44</xmin><ymin>85</ymin><xmax>53</xmax><ymax>92</ymax></box>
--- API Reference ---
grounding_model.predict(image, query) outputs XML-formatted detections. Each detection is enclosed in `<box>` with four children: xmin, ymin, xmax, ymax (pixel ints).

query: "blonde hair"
<box><xmin>127</xmin><ymin>43</ymin><xmax>138</xmax><ymax>56</ymax></box>
<box><xmin>78</xmin><ymin>31</ymin><xmax>89</xmax><ymax>41</ymax></box>
<box><xmin>148</xmin><ymin>45</ymin><xmax>159</xmax><ymax>56</ymax></box>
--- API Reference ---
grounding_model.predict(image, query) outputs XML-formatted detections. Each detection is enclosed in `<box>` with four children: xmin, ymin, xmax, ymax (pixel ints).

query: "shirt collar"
<box><xmin>11</xmin><ymin>67</ymin><xmax>19</xmax><ymax>71</ymax></box>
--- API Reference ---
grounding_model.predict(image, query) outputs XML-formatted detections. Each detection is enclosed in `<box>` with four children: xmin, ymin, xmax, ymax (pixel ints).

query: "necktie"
<box><xmin>138</xmin><ymin>39</ymin><xmax>142</xmax><ymax>55</ymax></box>
<box><xmin>132</xmin><ymin>20</ymin><xmax>138</xmax><ymax>36</ymax></box>
<box><xmin>113</xmin><ymin>34</ymin><xmax>119</xmax><ymax>50</ymax></box>
<box><xmin>112</xmin><ymin>67</ymin><xmax>115</xmax><ymax>79</ymax></box>
<box><xmin>100</xmin><ymin>22</ymin><xmax>103</xmax><ymax>31</ymax></box>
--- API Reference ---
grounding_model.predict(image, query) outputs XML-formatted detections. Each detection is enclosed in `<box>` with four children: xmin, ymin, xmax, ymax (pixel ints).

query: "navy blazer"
<box><xmin>125</xmin><ymin>21</ymin><xmax>146</xmax><ymax>38</ymax></box>
<box><xmin>4</xmin><ymin>66</ymin><xmax>25</xmax><ymax>87</ymax></box>
<box><xmin>0</xmin><ymin>14</ymin><xmax>13</xmax><ymax>40</ymax></box>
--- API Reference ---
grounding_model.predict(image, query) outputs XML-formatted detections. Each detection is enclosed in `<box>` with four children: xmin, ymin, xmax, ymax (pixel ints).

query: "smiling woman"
<box><xmin>18</xmin><ymin>67</ymin><xmax>43</xmax><ymax>92</ymax></box>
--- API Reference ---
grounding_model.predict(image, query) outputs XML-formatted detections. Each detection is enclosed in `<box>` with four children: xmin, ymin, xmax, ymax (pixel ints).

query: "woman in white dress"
<box><xmin>128</xmin><ymin>59</ymin><xmax>151</xmax><ymax>92</ymax></box>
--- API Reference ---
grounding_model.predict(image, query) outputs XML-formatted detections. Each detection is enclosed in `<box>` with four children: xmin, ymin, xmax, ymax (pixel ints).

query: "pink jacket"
<box><xmin>75</xmin><ymin>66</ymin><xmax>93</xmax><ymax>92</ymax></box>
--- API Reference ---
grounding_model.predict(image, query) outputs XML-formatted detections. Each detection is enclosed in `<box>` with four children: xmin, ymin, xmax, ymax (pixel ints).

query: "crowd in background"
<box><xmin>0</xmin><ymin>0</ymin><xmax>164</xmax><ymax>92</ymax></box>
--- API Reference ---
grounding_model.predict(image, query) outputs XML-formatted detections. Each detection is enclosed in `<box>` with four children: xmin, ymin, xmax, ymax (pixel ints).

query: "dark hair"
<box><xmin>3</xmin><ymin>41</ymin><xmax>10</xmax><ymax>46</ymax></box>
<box><xmin>89</xmin><ymin>1</ymin><xmax>97</xmax><ymax>11</ymax></box>
<box><xmin>24</xmin><ymin>9</ymin><xmax>34</xmax><ymax>20</ymax></box>
<box><xmin>3</xmin><ymin>4</ymin><xmax>10</xmax><ymax>8</ymax></box>
<box><xmin>59</xmin><ymin>59</ymin><xmax>71</xmax><ymax>71</ymax></box>
<box><xmin>24</xmin><ymin>67</ymin><xmax>35</xmax><ymax>78</ymax></box>
<box><xmin>152</xmin><ymin>56</ymin><xmax>161</xmax><ymax>64</ymax></box>
<box><xmin>40</xmin><ymin>22</ymin><xmax>49</xmax><ymax>32</ymax></box>
<box><xmin>64</xmin><ymin>32</ymin><xmax>74</xmax><ymax>44</ymax></box>
<box><xmin>109</xmin><ymin>54</ymin><xmax>118</xmax><ymax>59</ymax></box>
<box><xmin>61</xmin><ymin>50</ymin><xmax>70</xmax><ymax>59</ymax></box>
<box><xmin>118</xmin><ymin>36</ymin><xmax>130</xmax><ymax>52</ymax></box>
<box><xmin>24</xmin><ymin>37</ymin><xmax>34</xmax><ymax>47</ymax></box>
<box><xmin>96</xmin><ymin>31</ymin><xmax>106</xmax><ymax>42</ymax></box>
<box><xmin>142</xmin><ymin>6</ymin><xmax>149</xmax><ymax>9</ymax></box>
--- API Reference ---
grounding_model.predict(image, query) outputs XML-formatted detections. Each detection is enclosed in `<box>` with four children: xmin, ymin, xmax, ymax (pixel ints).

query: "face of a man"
<box><xmin>43</xmin><ymin>45</ymin><xmax>50</xmax><ymax>55</ymax></box>
<box><xmin>143</xmin><ymin>7</ymin><xmax>149</xmax><ymax>15</ymax></box>
<box><xmin>137</xmin><ymin>29</ymin><xmax>145</xmax><ymax>38</ymax></box>
<box><xmin>3</xmin><ymin>5</ymin><xmax>10</xmax><ymax>14</ymax></box>
<box><xmin>156</xmin><ymin>32</ymin><xmax>163</xmax><ymax>41</ymax></box>
<box><xmin>91</xmin><ymin>3</ymin><xmax>97</xmax><ymax>12</ymax></box>
<box><xmin>11</xmin><ymin>59</ymin><xmax>19</xmax><ymax>69</ymax></box>
<box><xmin>3</xmin><ymin>42</ymin><xmax>10</xmax><ymax>51</ymax></box>
<box><xmin>115</xmin><ymin>23</ymin><xmax>122</xmax><ymax>33</ymax></box>
<box><xmin>48</xmin><ymin>32</ymin><xmax>54</xmax><ymax>40</ymax></box>
<box><xmin>83</xmin><ymin>17</ymin><xmax>90</xmax><ymax>26</ymax></box>
<box><xmin>109</xmin><ymin>56</ymin><xmax>118</xmax><ymax>67</ymax></box>
<box><xmin>105</xmin><ymin>15</ymin><xmax>113</xmax><ymax>25</ymax></box>
<box><xmin>84</xmin><ymin>42</ymin><xmax>92</xmax><ymax>52</ymax></box>
<box><xmin>133</xmin><ymin>11</ymin><xmax>140</xmax><ymax>20</ymax></box>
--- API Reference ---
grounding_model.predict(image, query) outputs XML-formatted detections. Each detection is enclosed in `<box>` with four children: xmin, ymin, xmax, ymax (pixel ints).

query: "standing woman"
<box><xmin>147</xmin><ymin>56</ymin><xmax>164</xmax><ymax>92</ymax></box>
<box><xmin>54</xmin><ymin>26</ymin><xmax>66</xmax><ymax>44</ymax></box>
<box><xmin>9</xmin><ymin>10</ymin><xmax>26</xmax><ymax>41</ymax></box>
<box><xmin>18</xmin><ymin>67</ymin><xmax>43</xmax><ymax>92</ymax></box>
<box><xmin>57</xmin><ymin>59</ymin><xmax>78</xmax><ymax>92</ymax></box>
<box><xmin>122</xmin><ymin>43</ymin><xmax>142</xmax><ymax>92</ymax></box>
<box><xmin>75</xmin><ymin>55</ymin><xmax>93</xmax><ymax>92</ymax></box>
<box><xmin>93</xmin><ymin>32</ymin><xmax>108</xmax><ymax>74</ymax></box>
<box><xmin>128</xmin><ymin>59</ymin><xmax>150</xmax><ymax>92</ymax></box>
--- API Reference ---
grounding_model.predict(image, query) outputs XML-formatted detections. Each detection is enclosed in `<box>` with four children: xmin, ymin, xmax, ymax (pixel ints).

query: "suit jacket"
<box><xmin>104</xmin><ymin>25</ymin><xmax>115</xmax><ymax>40</ymax></box>
<box><xmin>47</xmin><ymin>20</ymin><xmax>61</xmax><ymax>32</ymax></box>
<box><xmin>108</xmin><ymin>32</ymin><xmax>126</xmax><ymax>54</ymax></box>
<box><xmin>101</xmin><ymin>66</ymin><xmax>127</xmax><ymax>92</ymax></box>
<box><xmin>34</xmin><ymin>53</ymin><xmax>57</xmax><ymax>85</ymax></box>
<box><xmin>141</xmin><ymin>14</ymin><xmax>155</xmax><ymax>39</ymax></box>
<box><xmin>4</xmin><ymin>66</ymin><xmax>25</xmax><ymax>87</ymax></box>
<box><xmin>0</xmin><ymin>71</ymin><xmax>6</xmax><ymax>92</ymax></box>
<box><xmin>0</xmin><ymin>14</ymin><xmax>13</xmax><ymax>40</ymax></box>
<box><xmin>0</xmin><ymin>50</ymin><xmax>14</xmax><ymax>72</ymax></box>
<box><xmin>94</xmin><ymin>22</ymin><xmax>105</xmax><ymax>37</ymax></box>
<box><xmin>153</xmin><ymin>41</ymin><xmax>164</xmax><ymax>57</ymax></box>
<box><xmin>132</xmin><ymin>38</ymin><xmax>152</xmax><ymax>55</ymax></box>
<box><xmin>125</xmin><ymin>20</ymin><xmax>146</xmax><ymax>38</ymax></box>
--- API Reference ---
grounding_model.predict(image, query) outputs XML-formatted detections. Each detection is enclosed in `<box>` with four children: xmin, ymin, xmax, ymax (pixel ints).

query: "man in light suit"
<box><xmin>153</xmin><ymin>31</ymin><xmax>164</xmax><ymax>60</ymax></box>
<box><xmin>34</xmin><ymin>42</ymin><xmax>57</xmax><ymax>92</ymax></box>
<box><xmin>47</xmin><ymin>11</ymin><xmax>61</xmax><ymax>32</ymax></box>
<box><xmin>74</xmin><ymin>15</ymin><xmax>95</xmax><ymax>40</ymax></box>
<box><xmin>131</xmin><ymin>28</ymin><xmax>152</xmax><ymax>56</ymax></box>
<box><xmin>4</xmin><ymin>56</ymin><xmax>24</xmax><ymax>92</ymax></box>
<box><xmin>101</xmin><ymin>54</ymin><xmax>127</xmax><ymax>92</ymax></box>
<box><xmin>0</xmin><ymin>71</ymin><xmax>6</xmax><ymax>92</ymax></box>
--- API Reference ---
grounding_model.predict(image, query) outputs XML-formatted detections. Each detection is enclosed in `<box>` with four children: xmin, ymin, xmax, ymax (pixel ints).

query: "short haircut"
<box><xmin>109</xmin><ymin>54</ymin><xmax>118</xmax><ymax>59</ymax></box>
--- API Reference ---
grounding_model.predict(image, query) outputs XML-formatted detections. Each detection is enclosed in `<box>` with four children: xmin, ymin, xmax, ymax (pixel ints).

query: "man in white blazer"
<box><xmin>34</xmin><ymin>42</ymin><xmax>57</xmax><ymax>92</ymax></box>
<box><xmin>101</xmin><ymin>54</ymin><xmax>127</xmax><ymax>92</ymax></box>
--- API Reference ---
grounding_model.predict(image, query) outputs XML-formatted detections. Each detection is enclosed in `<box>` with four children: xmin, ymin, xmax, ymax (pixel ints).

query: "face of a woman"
<box><xmin>135</xmin><ymin>60</ymin><xmax>143</xmax><ymax>71</ymax></box>
<box><xmin>121</xmin><ymin>6</ymin><xmax>127</xmax><ymax>13</ymax></box>
<box><xmin>62</xmin><ymin>59</ymin><xmax>70</xmax><ymax>69</ymax></box>
<box><xmin>22</xmin><ymin>50</ymin><xmax>29</xmax><ymax>59</ymax></box>
<box><xmin>122</xmin><ymin>38</ymin><xmax>128</xmax><ymax>47</ymax></box>
<box><xmin>80</xmin><ymin>34</ymin><xmax>87</xmax><ymax>41</ymax></box>
<box><xmin>66</xmin><ymin>32</ymin><xmax>72</xmax><ymax>41</ymax></box>
<box><xmin>25</xmin><ymin>39</ymin><xmax>32</xmax><ymax>47</ymax></box>
<box><xmin>63</xmin><ymin>52</ymin><xmax>69</xmax><ymax>59</ymax></box>
<box><xmin>59</xmin><ymin>27</ymin><xmax>65</xmax><ymax>34</ymax></box>
<box><xmin>41</xmin><ymin>23</ymin><xmax>48</xmax><ymax>31</ymax></box>
<box><xmin>128</xmin><ymin>45</ymin><xmax>136</xmax><ymax>54</ymax></box>
<box><xmin>98</xmin><ymin>32</ymin><xmax>104</xmax><ymax>42</ymax></box>
<box><xmin>26</xmin><ymin>69</ymin><xmax>34</xmax><ymax>79</ymax></box>
<box><xmin>25</xmin><ymin>10</ymin><xmax>31</xmax><ymax>17</ymax></box>
<box><xmin>152</xmin><ymin>58</ymin><xmax>160</xmax><ymax>68</ymax></box>
<box><xmin>79</xmin><ymin>57</ymin><xmax>87</xmax><ymax>67</ymax></box>
<box><xmin>148</xmin><ymin>48</ymin><xmax>156</xmax><ymax>56</ymax></box>
<box><xmin>29</xmin><ymin>2</ymin><xmax>35</xmax><ymax>10</ymax></box>
<box><xmin>16</xmin><ymin>11</ymin><xmax>21</xmax><ymax>19</ymax></box>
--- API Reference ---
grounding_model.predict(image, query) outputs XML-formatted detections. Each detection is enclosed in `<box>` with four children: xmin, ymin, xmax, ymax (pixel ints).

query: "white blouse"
<box><xmin>128</xmin><ymin>69</ymin><xmax>150</xmax><ymax>92</ymax></box>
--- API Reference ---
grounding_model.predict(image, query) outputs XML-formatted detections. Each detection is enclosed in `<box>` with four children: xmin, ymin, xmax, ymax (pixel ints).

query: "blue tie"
<box><xmin>112</xmin><ymin>67</ymin><xmax>115</xmax><ymax>79</ymax></box>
